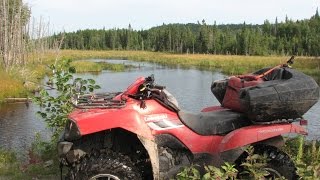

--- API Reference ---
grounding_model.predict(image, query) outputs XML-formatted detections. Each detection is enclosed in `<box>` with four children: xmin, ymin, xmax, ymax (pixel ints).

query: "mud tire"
<box><xmin>237</xmin><ymin>145</ymin><xmax>298</xmax><ymax>180</ymax></box>
<box><xmin>66</xmin><ymin>149</ymin><xmax>142</xmax><ymax>180</ymax></box>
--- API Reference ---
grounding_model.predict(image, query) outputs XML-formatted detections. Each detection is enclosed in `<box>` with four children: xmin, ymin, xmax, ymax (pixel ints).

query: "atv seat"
<box><xmin>178</xmin><ymin>110</ymin><xmax>251</xmax><ymax>135</ymax></box>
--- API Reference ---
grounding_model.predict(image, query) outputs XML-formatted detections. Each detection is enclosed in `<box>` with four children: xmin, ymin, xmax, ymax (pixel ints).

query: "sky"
<box><xmin>24</xmin><ymin>0</ymin><xmax>319</xmax><ymax>32</ymax></box>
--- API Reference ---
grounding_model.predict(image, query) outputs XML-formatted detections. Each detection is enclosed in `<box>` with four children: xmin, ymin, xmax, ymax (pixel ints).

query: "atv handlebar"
<box><xmin>144</xmin><ymin>75</ymin><xmax>166</xmax><ymax>90</ymax></box>
<box><xmin>129</xmin><ymin>75</ymin><xmax>166</xmax><ymax>99</ymax></box>
<box><xmin>145</xmin><ymin>74</ymin><xmax>155</xmax><ymax>83</ymax></box>
<box><xmin>152</xmin><ymin>84</ymin><xmax>166</xmax><ymax>90</ymax></box>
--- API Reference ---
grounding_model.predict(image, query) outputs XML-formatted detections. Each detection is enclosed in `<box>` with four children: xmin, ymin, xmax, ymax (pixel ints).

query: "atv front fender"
<box><xmin>69</xmin><ymin>108</ymin><xmax>154</xmax><ymax>140</ymax></box>
<box><xmin>219</xmin><ymin>123</ymin><xmax>307</xmax><ymax>152</ymax></box>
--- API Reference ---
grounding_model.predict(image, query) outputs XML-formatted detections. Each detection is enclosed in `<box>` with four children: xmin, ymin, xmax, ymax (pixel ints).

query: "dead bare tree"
<box><xmin>0</xmin><ymin>0</ymin><xmax>30</xmax><ymax>72</ymax></box>
<box><xmin>0</xmin><ymin>0</ymin><xmax>55</xmax><ymax>72</ymax></box>
<box><xmin>0</xmin><ymin>0</ymin><xmax>9</xmax><ymax>71</ymax></box>
<box><xmin>53</xmin><ymin>32</ymin><xmax>65</xmax><ymax>66</ymax></box>
<box><xmin>26</xmin><ymin>16</ymin><xmax>51</xmax><ymax>63</ymax></box>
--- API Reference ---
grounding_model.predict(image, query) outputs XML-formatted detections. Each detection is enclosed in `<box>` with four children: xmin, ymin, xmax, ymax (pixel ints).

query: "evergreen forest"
<box><xmin>57</xmin><ymin>10</ymin><xmax>320</xmax><ymax>56</ymax></box>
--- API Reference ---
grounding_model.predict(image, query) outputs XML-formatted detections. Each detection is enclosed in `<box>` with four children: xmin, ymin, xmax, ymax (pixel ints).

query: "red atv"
<box><xmin>58</xmin><ymin>58</ymin><xmax>319</xmax><ymax>180</ymax></box>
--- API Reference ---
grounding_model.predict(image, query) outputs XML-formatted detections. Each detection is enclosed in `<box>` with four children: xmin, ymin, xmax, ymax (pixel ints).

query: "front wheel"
<box><xmin>66</xmin><ymin>149</ymin><xmax>142</xmax><ymax>180</ymax></box>
<box><xmin>237</xmin><ymin>145</ymin><xmax>298</xmax><ymax>180</ymax></box>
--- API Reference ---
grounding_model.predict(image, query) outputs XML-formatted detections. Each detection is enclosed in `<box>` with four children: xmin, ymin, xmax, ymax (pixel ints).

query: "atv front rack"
<box><xmin>71</xmin><ymin>92</ymin><xmax>126</xmax><ymax>109</ymax></box>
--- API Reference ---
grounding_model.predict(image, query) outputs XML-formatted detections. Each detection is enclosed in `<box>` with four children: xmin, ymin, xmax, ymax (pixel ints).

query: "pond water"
<box><xmin>0</xmin><ymin>59</ymin><xmax>319</xmax><ymax>157</ymax></box>
<box><xmin>0</xmin><ymin>103</ymin><xmax>50</xmax><ymax>159</ymax></box>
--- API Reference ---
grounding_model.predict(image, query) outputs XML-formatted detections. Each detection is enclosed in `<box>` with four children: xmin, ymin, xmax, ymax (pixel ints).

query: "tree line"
<box><xmin>57</xmin><ymin>10</ymin><xmax>320</xmax><ymax>56</ymax></box>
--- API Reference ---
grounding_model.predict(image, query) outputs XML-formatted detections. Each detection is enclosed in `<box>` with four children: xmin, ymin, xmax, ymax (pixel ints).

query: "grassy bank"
<box><xmin>57</xmin><ymin>50</ymin><xmax>320</xmax><ymax>76</ymax></box>
<box><xmin>0</xmin><ymin>64</ymin><xmax>47</xmax><ymax>102</ymax></box>
<box><xmin>0</xmin><ymin>136</ymin><xmax>60</xmax><ymax>179</ymax></box>
<box><xmin>0</xmin><ymin>50</ymin><xmax>134</xmax><ymax>102</ymax></box>
<box><xmin>0</xmin><ymin>50</ymin><xmax>319</xmax><ymax>102</ymax></box>
<box><xmin>0</xmin><ymin>149</ymin><xmax>57</xmax><ymax>179</ymax></box>
<box><xmin>0</xmin><ymin>71</ymin><xmax>27</xmax><ymax>101</ymax></box>
<box><xmin>71</xmin><ymin>61</ymin><xmax>132</xmax><ymax>73</ymax></box>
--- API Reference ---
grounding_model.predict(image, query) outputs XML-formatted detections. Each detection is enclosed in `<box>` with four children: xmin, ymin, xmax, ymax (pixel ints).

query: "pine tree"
<box><xmin>316</xmin><ymin>7</ymin><xmax>319</xmax><ymax>18</ymax></box>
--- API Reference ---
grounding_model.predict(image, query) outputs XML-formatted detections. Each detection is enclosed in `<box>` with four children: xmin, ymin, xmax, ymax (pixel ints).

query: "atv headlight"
<box><xmin>64</xmin><ymin>119</ymin><xmax>81</xmax><ymax>141</ymax></box>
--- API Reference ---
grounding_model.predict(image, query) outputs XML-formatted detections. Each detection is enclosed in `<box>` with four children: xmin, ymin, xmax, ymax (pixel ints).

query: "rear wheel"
<box><xmin>66</xmin><ymin>149</ymin><xmax>142</xmax><ymax>180</ymax></box>
<box><xmin>237</xmin><ymin>145</ymin><xmax>298</xmax><ymax>180</ymax></box>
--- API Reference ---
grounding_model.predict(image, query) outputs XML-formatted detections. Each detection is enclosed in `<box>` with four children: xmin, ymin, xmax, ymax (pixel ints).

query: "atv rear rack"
<box><xmin>71</xmin><ymin>92</ymin><xmax>126</xmax><ymax>109</ymax></box>
<box><xmin>252</xmin><ymin>118</ymin><xmax>302</xmax><ymax>125</ymax></box>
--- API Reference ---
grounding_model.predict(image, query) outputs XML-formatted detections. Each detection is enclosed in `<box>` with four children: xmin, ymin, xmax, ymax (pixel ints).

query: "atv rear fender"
<box><xmin>219</xmin><ymin>123</ymin><xmax>307</xmax><ymax>152</ymax></box>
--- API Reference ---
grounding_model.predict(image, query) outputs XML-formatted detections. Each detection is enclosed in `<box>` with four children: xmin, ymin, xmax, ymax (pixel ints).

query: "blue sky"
<box><xmin>24</xmin><ymin>0</ymin><xmax>319</xmax><ymax>32</ymax></box>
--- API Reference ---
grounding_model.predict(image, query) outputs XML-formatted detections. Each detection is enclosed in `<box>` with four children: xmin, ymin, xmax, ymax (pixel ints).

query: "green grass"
<box><xmin>0</xmin><ymin>62</ymin><xmax>48</xmax><ymax>102</ymax></box>
<box><xmin>71</xmin><ymin>61</ymin><xmax>104</xmax><ymax>72</ymax></box>
<box><xmin>0</xmin><ymin>134</ymin><xmax>61</xmax><ymax>179</ymax></box>
<box><xmin>0</xmin><ymin>149</ymin><xmax>20</xmax><ymax>178</ymax></box>
<box><xmin>283</xmin><ymin>136</ymin><xmax>320</xmax><ymax>178</ymax></box>
<box><xmin>71</xmin><ymin>60</ymin><xmax>131</xmax><ymax>73</ymax></box>
<box><xmin>0</xmin><ymin>70</ymin><xmax>28</xmax><ymax>102</ymax></box>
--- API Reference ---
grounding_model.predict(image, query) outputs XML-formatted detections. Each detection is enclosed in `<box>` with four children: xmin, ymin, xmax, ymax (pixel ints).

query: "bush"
<box><xmin>33</xmin><ymin>59</ymin><xmax>100</xmax><ymax>139</ymax></box>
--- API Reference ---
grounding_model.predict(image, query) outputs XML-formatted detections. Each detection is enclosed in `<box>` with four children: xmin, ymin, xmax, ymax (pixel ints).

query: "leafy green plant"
<box><xmin>33</xmin><ymin>59</ymin><xmax>100</xmax><ymax>139</ymax></box>
<box><xmin>203</xmin><ymin>162</ymin><xmax>238</xmax><ymax>180</ymax></box>
<box><xmin>240</xmin><ymin>146</ymin><xmax>269</xmax><ymax>179</ymax></box>
<box><xmin>176</xmin><ymin>164</ymin><xmax>201</xmax><ymax>180</ymax></box>
<box><xmin>176</xmin><ymin>163</ymin><xmax>238</xmax><ymax>180</ymax></box>
<box><xmin>30</xmin><ymin>133</ymin><xmax>56</xmax><ymax>162</ymax></box>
